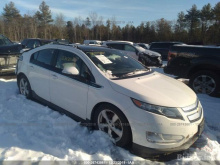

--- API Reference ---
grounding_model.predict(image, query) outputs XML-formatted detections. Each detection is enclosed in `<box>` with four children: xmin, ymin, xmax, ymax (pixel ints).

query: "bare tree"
<box><xmin>89</xmin><ymin>12</ymin><xmax>98</xmax><ymax>39</ymax></box>
<box><xmin>55</xmin><ymin>13</ymin><xmax>66</xmax><ymax>38</ymax></box>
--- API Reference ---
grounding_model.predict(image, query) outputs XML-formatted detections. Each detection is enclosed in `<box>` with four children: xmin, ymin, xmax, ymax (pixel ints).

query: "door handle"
<box><xmin>29</xmin><ymin>65</ymin><xmax>34</xmax><ymax>69</ymax></box>
<box><xmin>52</xmin><ymin>74</ymin><xmax>58</xmax><ymax>79</ymax></box>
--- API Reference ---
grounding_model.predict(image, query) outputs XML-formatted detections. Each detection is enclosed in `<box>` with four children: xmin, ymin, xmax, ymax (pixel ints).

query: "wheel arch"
<box><xmin>17</xmin><ymin>72</ymin><xmax>28</xmax><ymax>86</ymax></box>
<box><xmin>90</xmin><ymin>102</ymin><xmax>129</xmax><ymax>123</ymax></box>
<box><xmin>90</xmin><ymin>101</ymin><xmax>133</xmax><ymax>146</ymax></box>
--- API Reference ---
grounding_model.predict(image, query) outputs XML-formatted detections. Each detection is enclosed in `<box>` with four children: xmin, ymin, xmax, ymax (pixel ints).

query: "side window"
<box><xmin>124</xmin><ymin>44</ymin><xmax>136</xmax><ymax>52</ymax></box>
<box><xmin>33</xmin><ymin>40</ymin><xmax>41</xmax><ymax>48</ymax></box>
<box><xmin>26</xmin><ymin>40</ymin><xmax>35</xmax><ymax>48</ymax></box>
<box><xmin>55</xmin><ymin>50</ymin><xmax>81</xmax><ymax>71</ymax></box>
<box><xmin>21</xmin><ymin>39</ymin><xmax>28</xmax><ymax>46</ymax></box>
<box><xmin>80</xmin><ymin>62</ymin><xmax>95</xmax><ymax>83</ymax></box>
<box><xmin>30</xmin><ymin>49</ymin><xmax>55</xmax><ymax>68</ymax></box>
<box><xmin>55</xmin><ymin>50</ymin><xmax>95</xmax><ymax>83</ymax></box>
<box><xmin>30</xmin><ymin>52</ymin><xmax>39</xmax><ymax>63</ymax></box>
<box><xmin>0</xmin><ymin>35</ymin><xmax>12</xmax><ymax>45</ymax></box>
<box><xmin>0</xmin><ymin>39</ymin><xmax>5</xmax><ymax>46</ymax></box>
<box><xmin>27</xmin><ymin>40</ymin><xmax>40</xmax><ymax>48</ymax></box>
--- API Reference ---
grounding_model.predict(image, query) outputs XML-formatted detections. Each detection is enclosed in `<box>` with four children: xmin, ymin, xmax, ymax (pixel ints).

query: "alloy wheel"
<box><xmin>19</xmin><ymin>78</ymin><xmax>29</xmax><ymax>96</ymax></box>
<box><xmin>193</xmin><ymin>75</ymin><xmax>216</xmax><ymax>94</ymax></box>
<box><xmin>97</xmin><ymin>109</ymin><xmax>123</xmax><ymax>143</ymax></box>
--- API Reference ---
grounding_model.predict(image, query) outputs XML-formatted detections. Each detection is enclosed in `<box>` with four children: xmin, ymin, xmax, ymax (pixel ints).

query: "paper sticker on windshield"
<box><xmin>95</xmin><ymin>55</ymin><xmax>112</xmax><ymax>64</ymax></box>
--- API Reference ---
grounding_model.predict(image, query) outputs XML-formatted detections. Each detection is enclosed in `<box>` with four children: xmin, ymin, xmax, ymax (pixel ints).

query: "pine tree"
<box><xmin>35</xmin><ymin>1</ymin><xmax>53</xmax><ymax>38</ymax></box>
<box><xmin>185</xmin><ymin>4</ymin><xmax>201</xmax><ymax>43</ymax></box>
<box><xmin>2</xmin><ymin>1</ymin><xmax>20</xmax><ymax>23</ymax></box>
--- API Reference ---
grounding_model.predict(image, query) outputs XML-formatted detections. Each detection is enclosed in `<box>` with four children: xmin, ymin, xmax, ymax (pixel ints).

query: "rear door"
<box><xmin>28</xmin><ymin>48</ymin><xmax>57</xmax><ymax>101</ymax></box>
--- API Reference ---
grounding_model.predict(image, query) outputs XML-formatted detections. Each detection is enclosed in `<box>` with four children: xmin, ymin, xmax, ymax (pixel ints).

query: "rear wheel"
<box><xmin>189</xmin><ymin>70</ymin><xmax>220</xmax><ymax>96</ymax></box>
<box><xmin>18</xmin><ymin>75</ymin><xmax>32</xmax><ymax>99</ymax></box>
<box><xmin>94</xmin><ymin>104</ymin><xmax>132</xmax><ymax>147</ymax></box>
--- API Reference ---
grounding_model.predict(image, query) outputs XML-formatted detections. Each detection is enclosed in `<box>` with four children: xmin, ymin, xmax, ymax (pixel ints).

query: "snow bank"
<box><xmin>0</xmin><ymin>73</ymin><xmax>219</xmax><ymax>163</ymax></box>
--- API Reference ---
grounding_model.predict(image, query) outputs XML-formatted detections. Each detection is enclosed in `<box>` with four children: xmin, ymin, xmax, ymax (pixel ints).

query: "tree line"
<box><xmin>0</xmin><ymin>1</ymin><xmax>220</xmax><ymax>45</ymax></box>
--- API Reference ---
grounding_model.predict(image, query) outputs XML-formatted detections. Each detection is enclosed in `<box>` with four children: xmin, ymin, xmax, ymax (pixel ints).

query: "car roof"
<box><xmin>173</xmin><ymin>44</ymin><xmax>220</xmax><ymax>49</ymax></box>
<box><xmin>150</xmin><ymin>41</ymin><xmax>183</xmax><ymax>44</ymax></box>
<box><xmin>22</xmin><ymin>38</ymin><xmax>53</xmax><ymax>41</ymax></box>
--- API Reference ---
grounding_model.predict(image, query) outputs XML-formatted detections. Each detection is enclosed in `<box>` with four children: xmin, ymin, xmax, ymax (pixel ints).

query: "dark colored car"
<box><xmin>0</xmin><ymin>34</ymin><xmax>22</xmax><ymax>73</ymax></box>
<box><xmin>103</xmin><ymin>41</ymin><xmax>162</xmax><ymax>67</ymax></box>
<box><xmin>149</xmin><ymin>42</ymin><xmax>184</xmax><ymax>60</ymax></box>
<box><xmin>21</xmin><ymin>38</ymin><xmax>53</xmax><ymax>50</ymax></box>
<box><xmin>53</xmin><ymin>39</ymin><xmax>72</xmax><ymax>44</ymax></box>
<box><xmin>164</xmin><ymin>44</ymin><xmax>220</xmax><ymax>96</ymax></box>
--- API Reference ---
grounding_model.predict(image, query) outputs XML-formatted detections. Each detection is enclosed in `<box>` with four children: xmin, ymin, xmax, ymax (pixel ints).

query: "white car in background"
<box><xmin>16</xmin><ymin>44</ymin><xmax>204</xmax><ymax>158</ymax></box>
<box><xmin>102</xmin><ymin>41</ymin><xmax>162</xmax><ymax>67</ymax></box>
<box><xmin>83</xmin><ymin>40</ymin><xmax>102</xmax><ymax>46</ymax></box>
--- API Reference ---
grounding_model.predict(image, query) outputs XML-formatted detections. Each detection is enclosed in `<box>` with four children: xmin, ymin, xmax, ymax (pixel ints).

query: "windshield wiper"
<box><xmin>118</xmin><ymin>69</ymin><xmax>149</xmax><ymax>78</ymax></box>
<box><xmin>133</xmin><ymin>68</ymin><xmax>148</xmax><ymax>73</ymax></box>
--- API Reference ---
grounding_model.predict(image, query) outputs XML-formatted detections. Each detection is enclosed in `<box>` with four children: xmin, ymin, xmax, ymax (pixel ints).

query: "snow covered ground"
<box><xmin>0</xmin><ymin>66</ymin><xmax>219</xmax><ymax>164</ymax></box>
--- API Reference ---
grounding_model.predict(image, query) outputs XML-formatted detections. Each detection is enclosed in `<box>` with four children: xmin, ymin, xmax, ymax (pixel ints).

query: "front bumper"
<box><xmin>131</xmin><ymin>118</ymin><xmax>205</xmax><ymax>158</ymax></box>
<box><xmin>124</xmin><ymin>100</ymin><xmax>204</xmax><ymax>158</ymax></box>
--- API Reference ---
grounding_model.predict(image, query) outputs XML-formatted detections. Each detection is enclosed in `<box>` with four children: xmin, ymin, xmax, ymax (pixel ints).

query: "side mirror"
<box><xmin>62</xmin><ymin>66</ymin><xmax>79</xmax><ymax>75</ymax></box>
<box><xmin>22</xmin><ymin>44</ymin><xmax>26</xmax><ymax>49</ymax></box>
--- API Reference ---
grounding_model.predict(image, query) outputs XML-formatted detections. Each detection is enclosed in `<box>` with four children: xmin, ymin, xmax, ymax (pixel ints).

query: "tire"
<box><xmin>189</xmin><ymin>70</ymin><xmax>220</xmax><ymax>96</ymax></box>
<box><xmin>18</xmin><ymin>75</ymin><xmax>32</xmax><ymax>99</ymax></box>
<box><xmin>93</xmin><ymin>104</ymin><xmax>132</xmax><ymax>147</ymax></box>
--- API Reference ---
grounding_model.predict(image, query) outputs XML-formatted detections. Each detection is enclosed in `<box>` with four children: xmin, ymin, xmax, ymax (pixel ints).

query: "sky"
<box><xmin>0</xmin><ymin>0</ymin><xmax>219</xmax><ymax>26</ymax></box>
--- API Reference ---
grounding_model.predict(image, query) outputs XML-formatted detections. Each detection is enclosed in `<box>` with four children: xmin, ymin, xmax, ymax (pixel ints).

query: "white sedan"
<box><xmin>16</xmin><ymin>44</ymin><xmax>204</xmax><ymax>158</ymax></box>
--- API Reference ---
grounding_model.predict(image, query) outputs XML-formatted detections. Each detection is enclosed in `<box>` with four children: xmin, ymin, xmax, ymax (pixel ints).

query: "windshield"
<box><xmin>84</xmin><ymin>49</ymin><xmax>149</xmax><ymax>79</ymax></box>
<box><xmin>0</xmin><ymin>35</ymin><xmax>12</xmax><ymax>46</ymax></box>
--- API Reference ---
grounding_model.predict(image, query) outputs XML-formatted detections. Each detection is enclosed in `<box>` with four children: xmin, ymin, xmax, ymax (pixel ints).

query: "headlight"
<box><xmin>131</xmin><ymin>98</ymin><xmax>184</xmax><ymax>120</ymax></box>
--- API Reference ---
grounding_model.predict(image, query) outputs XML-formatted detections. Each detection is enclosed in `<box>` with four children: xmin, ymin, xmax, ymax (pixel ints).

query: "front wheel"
<box><xmin>18</xmin><ymin>75</ymin><xmax>32</xmax><ymax>99</ymax></box>
<box><xmin>94</xmin><ymin>104</ymin><xmax>132</xmax><ymax>147</ymax></box>
<box><xmin>189</xmin><ymin>70</ymin><xmax>220</xmax><ymax>96</ymax></box>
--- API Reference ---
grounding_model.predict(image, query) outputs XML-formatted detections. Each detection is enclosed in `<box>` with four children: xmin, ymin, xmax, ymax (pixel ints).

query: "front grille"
<box><xmin>182</xmin><ymin>99</ymin><xmax>198</xmax><ymax>112</ymax></box>
<box><xmin>182</xmin><ymin>99</ymin><xmax>203</xmax><ymax>122</ymax></box>
<box><xmin>187</xmin><ymin>107</ymin><xmax>202</xmax><ymax>122</ymax></box>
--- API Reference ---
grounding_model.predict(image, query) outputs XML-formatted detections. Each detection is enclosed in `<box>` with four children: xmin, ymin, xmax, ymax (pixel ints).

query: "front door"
<box><xmin>49</xmin><ymin>49</ymin><xmax>89</xmax><ymax>119</ymax></box>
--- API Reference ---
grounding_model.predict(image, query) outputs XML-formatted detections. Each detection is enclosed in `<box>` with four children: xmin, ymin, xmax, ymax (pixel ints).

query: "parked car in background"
<box><xmin>164</xmin><ymin>44</ymin><xmax>220</xmax><ymax>96</ymax></box>
<box><xmin>137</xmin><ymin>43</ymin><xmax>149</xmax><ymax>49</ymax></box>
<box><xmin>149</xmin><ymin>42</ymin><xmax>184</xmax><ymax>60</ymax></box>
<box><xmin>102</xmin><ymin>41</ymin><xmax>162</xmax><ymax>67</ymax></box>
<box><xmin>0</xmin><ymin>34</ymin><xmax>22</xmax><ymax>73</ymax></box>
<box><xmin>16</xmin><ymin>44</ymin><xmax>204</xmax><ymax>158</ymax></box>
<box><xmin>83</xmin><ymin>40</ymin><xmax>102</xmax><ymax>45</ymax></box>
<box><xmin>21</xmin><ymin>38</ymin><xmax>53</xmax><ymax>52</ymax></box>
<box><xmin>53</xmin><ymin>39</ymin><xmax>71</xmax><ymax>45</ymax></box>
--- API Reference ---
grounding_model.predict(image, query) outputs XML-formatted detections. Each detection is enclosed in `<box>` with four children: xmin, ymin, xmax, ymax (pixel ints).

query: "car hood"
<box><xmin>136</xmin><ymin>46</ymin><xmax>161</xmax><ymax>57</ymax></box>
<box><xmin>108</xmin><ymin>72</ymin><xmax>196</xmax><ymax>108</ymax></box>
